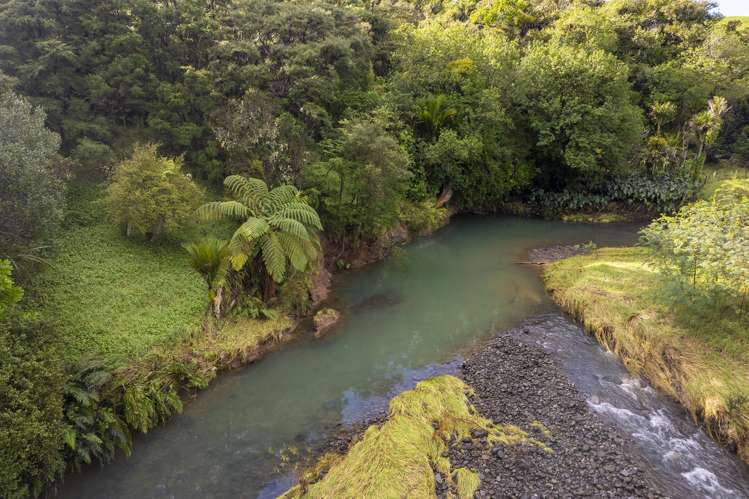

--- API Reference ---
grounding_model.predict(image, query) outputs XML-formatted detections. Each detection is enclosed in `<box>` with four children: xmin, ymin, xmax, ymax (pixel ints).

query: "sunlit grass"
<box><xmin>545</xmin><ymin>247</ymin><xmax>749</xmax><ymax>462</ymax></box>
<box><xmin>281</xmin><ymin>375</ymin><xmax>530</xmax><ymax>498</ymax></box>
<box><xmin>34</xmin><ymin>183</ymin><xmax>207</xmax><ymax>365</ymax></box>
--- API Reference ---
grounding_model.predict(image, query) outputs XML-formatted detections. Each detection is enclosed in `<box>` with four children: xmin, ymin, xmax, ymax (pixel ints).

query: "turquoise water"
<box><xmin>58</xmin><ymin>216</ymin><xmax>638</xmax><ymax>499</ymax></box>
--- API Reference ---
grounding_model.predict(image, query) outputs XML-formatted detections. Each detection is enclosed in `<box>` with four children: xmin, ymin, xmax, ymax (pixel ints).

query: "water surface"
<box><xmin>517</xmin><ymin>315</ymin><xmax>749</xmax><ymax>498</ymax></box>
<box><xmin>60</xmin><ymin>216</ymin><xmax>722</xmax><ymax>498</ymax></box>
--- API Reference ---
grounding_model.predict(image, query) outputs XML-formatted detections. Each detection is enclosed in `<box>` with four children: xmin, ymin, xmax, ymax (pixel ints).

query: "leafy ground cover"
<box><xmin>544</xmin><ymin>247</ymin><xmax>749</xmax><ymax>462</ymax></box>
<box><xmin>701</xmin><ymin>162</ymin><xmax>749</xmax><ymax>200</ymax></box>
<box><xmin>36</xmin><ymin>185</ymin><xmax>207</xmax><ymax>364</ymax></box>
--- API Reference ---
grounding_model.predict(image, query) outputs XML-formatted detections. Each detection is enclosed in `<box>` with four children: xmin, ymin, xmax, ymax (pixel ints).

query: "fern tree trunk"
<box><xmin>262</xmin><ymin>270</ymin><xmax>277</xmax><ymax>302</ymax></box>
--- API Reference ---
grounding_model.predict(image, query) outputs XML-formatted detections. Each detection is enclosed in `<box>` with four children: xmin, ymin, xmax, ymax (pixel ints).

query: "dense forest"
<box><xmin>1</xmin><ymin>0</ymin><xmax>748</xmax><ymax>497</ymax></box>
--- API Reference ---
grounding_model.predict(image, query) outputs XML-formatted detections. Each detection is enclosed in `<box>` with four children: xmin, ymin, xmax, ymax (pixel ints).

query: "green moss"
<box><xmin>544</xmin><ymin>248</ymin><xmax>749</xmax><ymax>463</ymax></box>
<box><xmin>282</xmin><ymin>375</ymin><xmax>529</xmax><ymax>498</ymax></box>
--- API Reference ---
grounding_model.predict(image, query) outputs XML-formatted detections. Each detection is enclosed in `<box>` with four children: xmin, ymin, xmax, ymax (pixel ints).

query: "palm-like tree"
<box><xmin>183</xmin><ymin>238</ymin><xmax>230</xmax><ymax>319</ymax></box>
<box><xmin>198</xmin><ymin>176</ymin><xmax>322</xmax><ymax>299</ymax></box>
<box><xmin>418</xmin><ymin>94</ymin><xmax>457</xmax><ymax>136</ymax></box>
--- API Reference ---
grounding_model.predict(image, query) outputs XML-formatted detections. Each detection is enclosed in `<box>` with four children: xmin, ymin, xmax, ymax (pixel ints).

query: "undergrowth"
<box><xmin>36</xmin><ymin>183</ymin><xmax>207</xmax><ymax>364</ymax></box>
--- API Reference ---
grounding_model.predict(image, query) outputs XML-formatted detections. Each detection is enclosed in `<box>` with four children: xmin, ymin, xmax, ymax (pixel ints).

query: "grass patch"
<box><xmin>701</xmin><ymin>162</ymin><xmax>749</xmax><ymax>200</ymax></box>
<box><xmin>178</xmin><ymin>315</ymin><xmax>295</xmax><ymax>371</ymax></box>
<box><xmin>281</xmin><ymin>375</ymin><xmax>529</xmax><ymax>498</ymax></box>
<box><xmin>37</xmin><ymin>221</ymin><xmax>207</xmax><ymax>365</ymax></box>
<box><xmin>545</xmin><ymin>247</ymin><xmax>749</xmax><ymax>462</ymax></box>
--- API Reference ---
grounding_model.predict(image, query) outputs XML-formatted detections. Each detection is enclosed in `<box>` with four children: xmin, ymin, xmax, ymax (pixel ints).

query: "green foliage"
<box><xmin>389</xmin><ymin>21</ymin><xmax>532</xmax><ymax>210</ymax></box>
<box><xmin>277</xmin><ymin>271</ymin><xmax>314</xmax><ymax>317</ymax></box>
<box><xmin>0</xmin><ymin>91</ymin><xmax>65</xmax><ymax>267</ymax></box>
<box><xmin>529</xmin><ymin>174</ymin><xmax>699</xmax><ymax>217</ymax></box>
<box><xmin>37</xmin><ymin>202</ymin><xmax>206</xmax><ymax>364</ymax></box>
<box><xmin>199</xmin><ymin>176</ymin><xmax>322</xmax><ymax>292</ymax></box>
<box><xmin>71</xmin><ymin>138</ymin><xmax>114</xmax><ymax>177</ymax></box>
<box><xmin>306</xmin><ymin>117</ymin><xmax>410</xmax><ymax>238</ymax></box>
<box><xmin>399</xmin><ymin>200</ymin><xmax>450</xmax><ymax>235</ymax></box>
<box><xmin>0</xmin><ymin>260</ymin><xmax>22</xmax><ymax>316</ymax></box>
<box><xmin>417</xmin><ymin>94</ymin><xmax>457</xmax><ymax>136</ymax></box>
<box><xmin>183</xmin><ymin>238</ymin><xmax>231</xmax><ymax>318</ymax></box>
<box><xmin>516</xmin><ymin>42</ymin><xmax>644</xmax><ymax>184</ymax></box>
<box><xmin>0</xmin><ymin>308</ymin><xmax>66</xmax><ymax>499</ymax></box>
<box><xmin>105</xmin><ymin>144</ymin><xmax>204</xmax><ymax>240</ymax></box>
<box><xmin>640</xmin><ymin>190</ymin><xmax>749</xmax><ymax>312</ymax></box>
<box><xmin>229</xmin><ymin>296</ymin><xmax>279</xmax><ymax>321</ymax></box>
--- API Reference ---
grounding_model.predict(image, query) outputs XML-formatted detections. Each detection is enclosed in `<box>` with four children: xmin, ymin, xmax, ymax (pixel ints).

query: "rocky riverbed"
<box><xmin>306</xmin><ymin>323</ymin><xmax>666</xmax><ymax>498</ymax></box>
<box><xmin>453</xmin><ymin>330</ymin><xmax>665</xmax><ymax>498</ymax></box>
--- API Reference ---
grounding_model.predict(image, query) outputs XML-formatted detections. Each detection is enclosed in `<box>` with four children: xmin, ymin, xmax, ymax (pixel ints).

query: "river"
<box><xmin>57</xmin><ymin>216</ymin><xmax>749</xmax><ymax>498</ymax></box>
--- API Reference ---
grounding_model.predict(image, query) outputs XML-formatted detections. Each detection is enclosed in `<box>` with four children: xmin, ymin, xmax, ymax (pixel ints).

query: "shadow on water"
<box><xmin>55</xmin><ymin>216</ymin><xmax>749</xmax><ymax>499</ymax></box>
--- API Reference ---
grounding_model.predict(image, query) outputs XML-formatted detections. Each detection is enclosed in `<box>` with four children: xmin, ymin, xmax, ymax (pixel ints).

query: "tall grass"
<box><xmin>545</xmin><ymin>248</ymin><xmax>749</xmax><ymax>462</ymax></box>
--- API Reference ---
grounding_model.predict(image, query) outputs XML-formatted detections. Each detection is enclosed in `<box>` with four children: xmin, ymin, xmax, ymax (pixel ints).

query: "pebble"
<box><xmin>453</xmin><ymin>330</ymin><xmax>667</xmax><ymax>498</ymax></box>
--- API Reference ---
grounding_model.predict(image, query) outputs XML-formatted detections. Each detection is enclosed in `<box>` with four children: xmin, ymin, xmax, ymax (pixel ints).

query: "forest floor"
<box><xmin>544</xmin><ymin>247</ymin><xmax>749</xmax><ymax>464</ymax></box>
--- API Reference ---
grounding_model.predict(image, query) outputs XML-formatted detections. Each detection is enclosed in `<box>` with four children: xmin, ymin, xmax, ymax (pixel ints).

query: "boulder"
<box><xmin>314</xmin><ymin>308</ymin><xmax>342</xmax><ymax>338</ymax></box>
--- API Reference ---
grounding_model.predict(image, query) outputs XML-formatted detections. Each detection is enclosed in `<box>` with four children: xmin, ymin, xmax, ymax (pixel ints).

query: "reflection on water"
<box><xmin>58</xmin><ymin>216</ymin><xmax>639</xmax><ymax>499</ymax></box>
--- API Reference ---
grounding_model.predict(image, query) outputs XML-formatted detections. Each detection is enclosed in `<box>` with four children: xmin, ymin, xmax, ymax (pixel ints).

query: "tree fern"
<box><xmin>197</xmin><ymin>175</ymin><xmax>323</xmax><ymax>298</ymax></box>
<box><xmin>261</xmin><ymin>233</ymin><xmax>287</xmax><ymax>283</ymax></box>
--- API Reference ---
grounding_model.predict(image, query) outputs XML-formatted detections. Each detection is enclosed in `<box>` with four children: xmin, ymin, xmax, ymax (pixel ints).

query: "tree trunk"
<box><xmin>213</xmin><ymin>286</ymin><xmax>223</xmax><ymax>321</ymax></box>
<box><xmin>263</xmin><ymin>272</ymin><xmax>277</xmax><ymax>302</ymax></box>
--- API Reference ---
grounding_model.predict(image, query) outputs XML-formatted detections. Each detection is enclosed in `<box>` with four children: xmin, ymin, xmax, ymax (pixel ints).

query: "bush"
<box><xmin>305</xmin><ymin>118</ymin><xmax>410</xmax><ymax>239</ymax></box>
<box><xmin>0</xmin><ymin>260</ymin><xmax>22</xmax><ymax>315</ymax></box>
<box><xmin>104</xmin><ymin>144</ymin><xmax>203</xmax><ymax>240</ymax></box>
<box><xmin>399</xmin><ymin>200</ymin><xmax>450</xmax><ymax>235</ymax></box>
<box><xmin>640</xmin><ymin>189</ymin><xmax>749</xmax><ymax>312</ymax></box>
<box><xmin>528</xmin><ymin>174</ymin><xmax>699</xmax><ymax>217</ymax></box>
<box><xmin>0</xmin><ymin>303</ymin><xmax>66</xmax><ymax>498</ymax></box>
<box><xmin>71</xmin><ymin>138</ymin><xmax>114</xmax><ymax>177</ymax></box>
<box><xmin>0</xmin><ymin>91</ymin><xmax>66</xmax><ymax>263</ymax></box>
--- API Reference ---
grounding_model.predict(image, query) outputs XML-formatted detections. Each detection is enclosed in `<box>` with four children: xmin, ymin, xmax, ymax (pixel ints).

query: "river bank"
<box><xmin>281</xmin><ymin>324</ymin><xmax>665</xmax><ymax>498</ymax></box>
<box><xmin>544</xmin><ymin>247</ymin><xmax>749</xmax><ymax>465</ymax></box>
<box><xmin>55</xmin><ymin>218</ymin><xmax>641</xmax><ymax>498</ymax></box>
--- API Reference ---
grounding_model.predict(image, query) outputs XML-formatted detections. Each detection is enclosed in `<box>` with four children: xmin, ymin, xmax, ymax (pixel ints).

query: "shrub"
<box><xmin>0</xmin><ymin>260</ymin><xmax>22</xmax><ymax>315</ymax></box>
<box><xmin>71</xmin><ymin>138</ymin><xmax>114</xmax><ymax>177</ymax></box>
<box><xmin>528</xmin><ymin>174</ymin><xmax>699</xmax><ymax>217</ymax></box>
<box><xmin>0</xmin><ymin>305</ymin><xmax>66</xmax><ymax>498</ymax></box>
<box><xmin>399</xmin><ymin>200</ymin><xmax>450</xmax><ymax>235</ymax></box>
<box><xmin>0</xmin><ymin>91</ymin><xmax>66</xmax><ymax>264</ymax></box>
<box><xmin>104</xmin><ymin>144</ymin><xmax>203</xmax><ymax>240</ymax></box>
<box><xmin>640</xmin><ymin>189</ymin><xmax>749</xmax><ymax>312</ymax></box>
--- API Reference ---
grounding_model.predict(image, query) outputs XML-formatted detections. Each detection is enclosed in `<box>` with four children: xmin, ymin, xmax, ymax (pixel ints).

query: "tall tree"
<box><xmin>0</xmin><ymin>91</ymin><xmax>65</xmax><ymax>269</ymax></box>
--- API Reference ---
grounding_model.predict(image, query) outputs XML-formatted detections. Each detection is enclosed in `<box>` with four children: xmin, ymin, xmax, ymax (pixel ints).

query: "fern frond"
<box><xmin>269</xmin><ymin>216</ymin><xmax>311</xmax><ymax>240</ymax></box>
<box><xmin>276</xmin><ymin>202</ymin><xmax>323</xmax><ymax>230</ymax></box>
<box><xmin>277</xmin><ymin>232</ymin><xmax>310</xmax><ymax>271</ymax></box>
<box><xmin>224</xmin><ymin>175</ymin><xmax>268</xmax><ymax>209</ymax></box>
<box><xmin>261</xmin><ymin>233</ymin><xmax>287</xmax><ymax>283</ymax></box>
<box><xmin>267</xmin><ymin>185</ymin><xmax>299</xmax><ymax>210</ymax></box>
<box><xmin>232</xmin><ymin>217</ymin><xmax>270</xmax><ymax>245</ymax></box>
<box><xmin>229</xmin><ymin>251</ymin><xmax>249</xmax><ymax>271</ymax></box>
<box><xmin>197</xmin><ymin>201</ymin><xmax>250</xmax><ymax>221</ymax></box>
